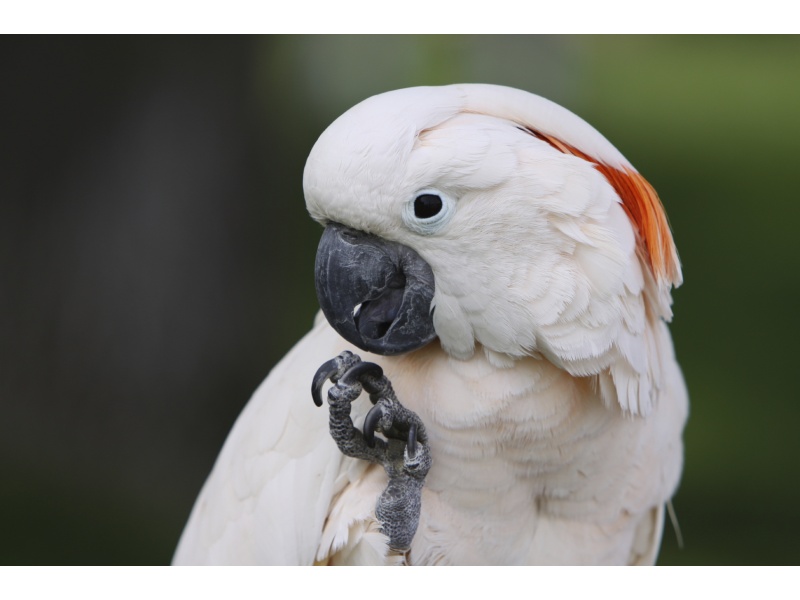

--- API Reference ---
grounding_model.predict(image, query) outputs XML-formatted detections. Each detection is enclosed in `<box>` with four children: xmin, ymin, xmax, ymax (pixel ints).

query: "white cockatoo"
<box><xmin>173</xmin><ymin>84</ymin><xmax>687</xmax><ymax>566</ymax></box>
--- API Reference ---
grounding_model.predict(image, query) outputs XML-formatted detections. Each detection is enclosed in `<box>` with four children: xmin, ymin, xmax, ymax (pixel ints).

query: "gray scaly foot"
<box><xmin>312</xmin><ymin>351</ymin><xmax>432</xmax><ymax>552</ymax></box>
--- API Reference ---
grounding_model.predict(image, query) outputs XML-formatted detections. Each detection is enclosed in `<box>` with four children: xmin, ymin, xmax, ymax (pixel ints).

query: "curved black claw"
<box><xmin>340</xmin><ymin>361</ymin><xmax>384</xmax><ymax>389</ymax></box>
<box><xmin>363</xmin><ymin>403</ymin><xmax>385</xmax><ymax>448</ymax></box>
<box><xmin>312</xmin><ymin>358</ymin><xmax>340</xmax><ymax>407</ymax></box>
<box><xmin>407</xmin><ymin>423</ymin><xmax>417</xmax><ymax>459</ymax></box>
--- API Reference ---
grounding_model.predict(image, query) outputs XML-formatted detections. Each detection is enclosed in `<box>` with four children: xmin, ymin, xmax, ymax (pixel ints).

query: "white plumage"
<box><xmin>173</xmin><ymin>84</ymin><xmax>688</xmax><ymax>565</ymax></box>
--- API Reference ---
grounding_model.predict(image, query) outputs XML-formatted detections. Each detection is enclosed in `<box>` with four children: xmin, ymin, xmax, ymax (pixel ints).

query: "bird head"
<box><xmin>305</xmin><ymin>85</ymin><xmax>681</xmax><ymax>389</ymax></box>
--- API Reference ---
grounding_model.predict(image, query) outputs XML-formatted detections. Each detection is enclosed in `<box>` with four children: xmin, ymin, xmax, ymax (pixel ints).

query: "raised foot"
<box><xmin>312</xmin><ymin>351</ymin><xmax>432</xmax><ymax>552</ymax></box>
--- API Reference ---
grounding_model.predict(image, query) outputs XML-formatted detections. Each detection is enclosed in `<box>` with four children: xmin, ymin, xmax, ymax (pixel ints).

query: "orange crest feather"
<box><xmin>525</xmin><ymin>128</ymin><xmax>680</xmax><ymax>288</ymax></box>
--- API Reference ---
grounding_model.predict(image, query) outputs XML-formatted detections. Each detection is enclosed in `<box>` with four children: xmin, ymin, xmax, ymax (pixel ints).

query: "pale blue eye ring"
<box><xmin>403</xmin><ymin>189</ymin><xmax>454</xmax><ymax>235</ymax></box>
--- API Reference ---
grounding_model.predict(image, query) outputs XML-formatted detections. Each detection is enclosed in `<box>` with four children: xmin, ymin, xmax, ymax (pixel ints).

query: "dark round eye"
<box><xmin>414</xmin><ymin>194</ymin><xmax>443</xmax><ymax>219</ymax></box>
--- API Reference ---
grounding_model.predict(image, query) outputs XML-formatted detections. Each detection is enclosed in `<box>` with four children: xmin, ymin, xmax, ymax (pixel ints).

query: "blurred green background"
<box><xmin>1</xmin><ymin>35</ymin><xmax>798</xmax><ymax>565</ymax></box>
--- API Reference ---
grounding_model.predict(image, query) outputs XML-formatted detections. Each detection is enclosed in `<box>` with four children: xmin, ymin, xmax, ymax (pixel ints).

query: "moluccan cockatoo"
<box><xmin>173</xmin><ymin>84</ymin><xmax>687</xmax><ymax>566</ymax></box>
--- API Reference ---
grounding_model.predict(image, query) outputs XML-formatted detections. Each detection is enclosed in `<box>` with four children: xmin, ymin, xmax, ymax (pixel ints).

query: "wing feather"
<box><xmin>173</xmin><ymin>317</ymin><xmax>353</xmax><ymax>565</ymax></box>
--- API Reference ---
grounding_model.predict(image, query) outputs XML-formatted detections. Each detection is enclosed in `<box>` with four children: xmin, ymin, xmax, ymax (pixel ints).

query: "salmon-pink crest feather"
<box><xmin>451</xmin><ymin>83</ymin><xmax>682</xmax><ymax>295</ymax></box>
<box><xmin>524</xmin><ymin>128</ymin><xmax>682</xmax><ymax>291</ymax></box>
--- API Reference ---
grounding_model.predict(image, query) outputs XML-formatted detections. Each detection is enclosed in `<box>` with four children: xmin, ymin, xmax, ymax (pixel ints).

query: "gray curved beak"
<box><xmin>314</xmin><ymin>223</ymin><xmax>437</xmax><ymax>355</ymax></box>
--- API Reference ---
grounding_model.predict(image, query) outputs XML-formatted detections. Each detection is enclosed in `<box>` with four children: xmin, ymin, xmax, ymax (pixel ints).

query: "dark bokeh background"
<box><xmin>2</xmin><ymin>35</ymin><xmax>798</xmax><ymax>565</ymax></box>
